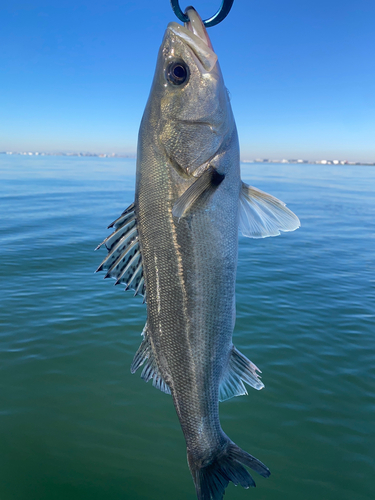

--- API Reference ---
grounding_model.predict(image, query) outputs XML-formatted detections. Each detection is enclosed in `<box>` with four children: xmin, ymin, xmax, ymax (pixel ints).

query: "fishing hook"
<box><xmin>170</xmin><ymin>0</ymin><xmax>235</xmax><ymax>28</ymax></box>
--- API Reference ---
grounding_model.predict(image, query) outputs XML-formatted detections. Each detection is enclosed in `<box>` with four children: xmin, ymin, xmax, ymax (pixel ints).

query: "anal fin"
<box><xmin>219</xmin><ymin>346</ymin><xmax>264</xmax><ymax>402</ymax></box>
<box><xmin>131</xmin><ymin>324</ymin><xmax>171</xmax><ymax>395</ymax></box>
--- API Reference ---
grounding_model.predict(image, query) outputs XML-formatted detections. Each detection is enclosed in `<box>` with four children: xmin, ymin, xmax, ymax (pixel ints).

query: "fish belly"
<box><xmin>136</xmin><ymin>150</ymin><xmax>239</xmax><ymax>458</ymax></box>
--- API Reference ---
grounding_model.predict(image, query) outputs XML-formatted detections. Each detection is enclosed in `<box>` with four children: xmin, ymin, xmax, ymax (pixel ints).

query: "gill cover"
<box><xmin>157</xmin><ymin>10</ymin><xmax>231</xmax><ymax>175</ymax></box>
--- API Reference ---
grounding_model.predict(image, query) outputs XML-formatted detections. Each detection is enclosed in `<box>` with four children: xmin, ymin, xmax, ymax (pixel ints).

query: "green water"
<box><xmin>0</xmin><ymin>156</ymin><xmax>374</xmax><ymax>499</ymax></box>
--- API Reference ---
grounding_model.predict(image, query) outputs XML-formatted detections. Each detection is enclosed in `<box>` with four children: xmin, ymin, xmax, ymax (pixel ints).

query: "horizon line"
<box><xmin>1</xmin><ymin>151</ymin><xmax>374</xmax><ymax>166</ymax></box>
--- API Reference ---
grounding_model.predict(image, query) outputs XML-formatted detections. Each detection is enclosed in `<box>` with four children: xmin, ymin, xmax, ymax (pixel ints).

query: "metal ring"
<box><xmin>170</xmin><ymin>0</ymin><xmax>235</xmax><ymax>28</ymax></box>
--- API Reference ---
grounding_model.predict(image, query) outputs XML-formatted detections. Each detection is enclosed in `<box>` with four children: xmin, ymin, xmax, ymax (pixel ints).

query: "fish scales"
<box><xmin>97</xmin><ymin>7</ymin><xmax>300</xmax><ymax>500</ymax></box>
<box><xmin>137</xmin><ymin>125</ymin><xmax>240</xmax><ymax>459</ymax></box>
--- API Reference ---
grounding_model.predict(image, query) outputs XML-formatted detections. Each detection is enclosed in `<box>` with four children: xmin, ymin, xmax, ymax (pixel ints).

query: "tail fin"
<box><xmin>188</xmin><ymin>441</ymin><xmax>270</xmax><ymax>500</ymax></box>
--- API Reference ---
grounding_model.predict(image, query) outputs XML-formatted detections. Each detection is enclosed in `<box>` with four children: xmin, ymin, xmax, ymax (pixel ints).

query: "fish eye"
<box><xmin>166</xmin><ymin>60</ymin><xmax>190</xmax><ymax>86</ymax></box>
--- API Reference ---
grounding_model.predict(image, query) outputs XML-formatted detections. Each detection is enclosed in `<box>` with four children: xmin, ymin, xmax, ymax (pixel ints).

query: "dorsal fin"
<box><xmin>131</xmin><ymin>324</ymin><xmax>171</xmax><ymax>395</ymax></box>
<box><xmin>95</xmin><ymin>203</ymin><xmax>145</xmax><ymax>298</ymax></box>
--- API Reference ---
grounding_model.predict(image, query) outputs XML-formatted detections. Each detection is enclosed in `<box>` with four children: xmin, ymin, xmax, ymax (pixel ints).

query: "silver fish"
<box><xmin>97</xmin><ymin>8</ymin><xmax>300</xmax><ymax>500</ymax></box>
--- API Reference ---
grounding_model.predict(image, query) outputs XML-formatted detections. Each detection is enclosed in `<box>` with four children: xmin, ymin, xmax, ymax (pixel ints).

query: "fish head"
<box><xmin>150</xmin><ymin>8</ymin><xmax>233</xmax><ymax>176</ymax></box>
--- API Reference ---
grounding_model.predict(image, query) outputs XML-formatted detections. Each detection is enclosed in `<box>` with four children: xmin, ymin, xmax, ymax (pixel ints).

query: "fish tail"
<box><xmin>187</xmin><ymin>440</ymin><xmax>270</xmax><ymax>500</ymax></box>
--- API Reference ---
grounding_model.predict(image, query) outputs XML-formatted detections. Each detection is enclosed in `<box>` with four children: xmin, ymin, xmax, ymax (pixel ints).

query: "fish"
<box><xmin>96</xmin><ymin>7</ymin><xmax>300</xmax><ymax>500</ymax></box>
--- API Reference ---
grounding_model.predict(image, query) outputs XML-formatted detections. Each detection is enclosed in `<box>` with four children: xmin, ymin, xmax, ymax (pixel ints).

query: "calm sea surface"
<box><xmin>0</xmin><ymin>155</ymin><xmax>374</xmax><ymax>500</ymax></box>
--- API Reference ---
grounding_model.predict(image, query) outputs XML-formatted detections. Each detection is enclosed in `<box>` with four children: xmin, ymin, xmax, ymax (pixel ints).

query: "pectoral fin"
<box><xmin>172</xmin><ymin>166</ymin><xmax>225</xmax><ymax>220</ymax></box>
<box><xmin>239</xmin><ymin>182</ymin><xmax>300</xmax><ymax>238</ymax></box>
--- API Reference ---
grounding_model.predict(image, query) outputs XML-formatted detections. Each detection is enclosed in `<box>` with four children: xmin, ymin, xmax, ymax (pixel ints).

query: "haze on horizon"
<box><xmin>1</xmin><ymin>0</ymin><xmax>374</xmax><ymax>163</ymax></box>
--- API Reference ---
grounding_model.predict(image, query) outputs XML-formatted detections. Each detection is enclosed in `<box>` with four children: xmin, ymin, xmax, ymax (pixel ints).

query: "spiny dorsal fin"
<box><xmin>219</xmin><ymin>346</ymin><xmax>264</xmax><ymax>402</ymax></box>
<box><xmin>95</xmin><ymin>202</ymin><xmax>145</xmax><ymax>297</ymax></box>
<box><xmin>239</xmin><ymin>182</ymin><xmax>300</xmax><ymax>238</ymax></box>
<box><xmin>131</xmin><ymin>324</ymin><xmax>171</xmax><ymax>395</ymax></box>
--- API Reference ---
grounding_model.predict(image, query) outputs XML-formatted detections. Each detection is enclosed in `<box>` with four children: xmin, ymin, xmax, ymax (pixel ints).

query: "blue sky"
<box><xmin>1</xmin><ymin>0</ymin><xmax>374</xmax><ymax>161</ymax></box>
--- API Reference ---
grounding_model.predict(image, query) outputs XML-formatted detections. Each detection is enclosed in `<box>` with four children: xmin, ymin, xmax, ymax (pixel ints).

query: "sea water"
<box><xmin>0</xmin><ymin>155</ymin><xmax>374</xmax><ymax>500</ymax></box>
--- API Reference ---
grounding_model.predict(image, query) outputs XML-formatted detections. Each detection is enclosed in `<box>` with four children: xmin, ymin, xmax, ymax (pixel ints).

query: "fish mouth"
<box><xmin>167</xmin><ymin>7</ymin><xmax>218</xmax><ymax>72</ymax></box>
<box><xmin>184</xmin><ymin>7</ymin><xmax>213</xmax><ymax>49</ymax></box>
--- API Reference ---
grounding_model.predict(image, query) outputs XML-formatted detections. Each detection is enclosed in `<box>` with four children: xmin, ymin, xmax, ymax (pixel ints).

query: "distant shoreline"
<box><xmin>1</xmin><ymin>151</ymin><xmax>374</xmax><ymax>166</ymax></box>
